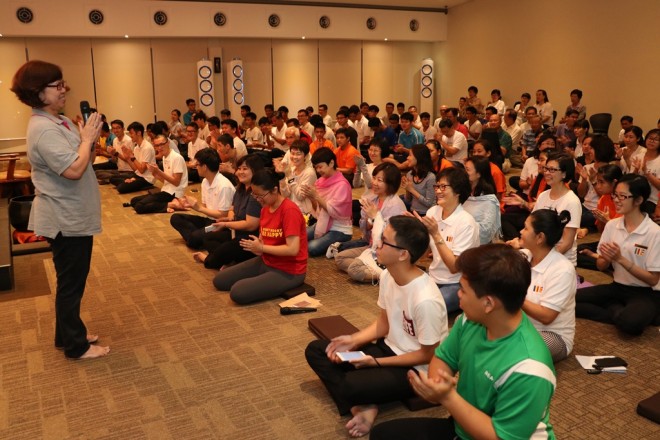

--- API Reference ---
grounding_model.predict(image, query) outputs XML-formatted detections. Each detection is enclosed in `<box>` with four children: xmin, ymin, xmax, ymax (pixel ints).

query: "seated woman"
<box><xmin>193</xmin><ymin>154</ymin><xmax>264</xmax><ymax>269</ymax></box>
<box><xmin>501</xmin><ymin>149</ymin><xmax>549</xmax><ymax>241</ymax></box>
<box><xmin>576</xmin><ymin>174</ymin><xmax>660</xmax><ymax>335</ymax></box>
<box><xmin>416</xmin><ymin>167</ymin><xmax>480</xmax><ymax>313</ymax></box>
<box><xmin>302</xmin><ymin>148</ymin><xmax>353</xmax><ymax>257</ymax></box>
<box><xmin>462</xmin><ymin>156</ymin><xmax>501</xmax><ymax>244</ymax></box>
<box><xmin>507</xmin><ymin>209</ymin><xmax>576</xmax><ymax>362</ymax></box>
<box><xmin>335</xmin><ymin>163</ymin><xmax>406</xmax><ymax>283</ymax></box>
<box><xmin>402</xmin><ymin>144</ymin><xmax>436</xmax><ymax>216</ymax></box>
<box><xmin>631</xmin><ymin>128</ymin><xmax>660</xmax><ymax>214</ymax></box>
<box><xmin>352</xmin><ymin>138</ymin><xmax>390</xmax><ymax>226</ymax></box>
<box><xmin>470</xmin><ymin>139</ymin><xmax>506</xmax><ymax>200</ymax></box>
<box><xmin>617</xmin><ymin>125</ymin><xmax>646</xmax><ymax>173</ymax></box>
<box><xmin>577</xmin><ymin>164</ymin><xmax>622</xmax><ymax>270</ymax></box>
<box><xmin>213</xmin><ymin>168</ymin><xmax>308</xmax><ymax>304</ymax></box>
<box><xmin>426</xmin><ymin>139</ymin><xmax>454</xmax><ymax>175</ymax></box>
<box><xmin>509</xmin><ymin>133</ymin><xmax>557</xmax><ymax>193</ymax></box>
<box><xmin>278</xmin><ymin>140</ymin><xmax>316</xmax><ymax>218</ymax></box>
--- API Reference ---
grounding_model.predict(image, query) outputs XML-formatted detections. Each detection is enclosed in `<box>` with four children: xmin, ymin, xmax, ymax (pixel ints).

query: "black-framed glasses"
<box><xmin>45</xmin><ymin>80</ymin><xmax>67</xmax><ymax>91</ymax></box>
<box><xmin>252</xmin><ymin>190</ymin><xmax>272</xmax><ymax>201</ymax></box>
<box><xmin>153</xmin><ymin>142</ymin><xmax>168</xmax><ymax>148</ymax></box>
<box><xmin>379</xmin><ymin>239</ymin><xmax>408</xmax><ymax>251</ymax></box>
<box><xmin>433</xmin><ymin>183</ymin><xmax>451</xmax><ymax>191</ymax></box>
<box><xmin>543</xmin><ymin>166</ymin><xmax>561</xmax><ymax>173</ymax></box>
<box><xmin>612</xmin><ymin>192</ymin><xmax>634</xmax><ymax>201</ymax></box>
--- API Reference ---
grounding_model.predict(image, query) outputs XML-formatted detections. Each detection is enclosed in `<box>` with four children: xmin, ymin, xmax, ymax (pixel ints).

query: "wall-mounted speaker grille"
<box><xmin>268</xmin><ymin>14</ymin><xmax>280</xmax><ymax>28</ymax></box>
<box><xmin>197</xmin><ymin>61</ymin><xmax>216</xmax><ymax>115</ymax></box>
<box><xmin>154</xmin><ymin>11</ymin><xmax>168</xmax><ymax>26</ymax></box>
<box><xmin>420</xmin><ymin>58</ymin><xmax>434</xmax><ymax>114</ymax></box>
<box><xmin>214</xmin><ymin>13</ymin><xmax>227</xmax><ymax>27</ymax></box>
<box><xmin>366</xmin><ymin>17</ymin><xmax>377</xmax><ymax>30</ymax></box>
<box><xmin>89</xmin><ymin>10</ymin><xmax>104</xmax><ymax>25</ymax></box>
<box><xmin>16</xmin><ymin>7</ymin><xmax>34</xmax><ymax>24</ymax></box>
<box><xmin>227</xmin><ymin>59</ymin><xmax>244</xmax><ymax>117</ymax></box>
<box><xmin>410</xmin><ymin>19</ymin><xmax>419</xmax><ymax>32</ymax></box>
<box><xmin>319</xmin><ymin>16</ymin><xmax>330</xmax><ymax>29</ymax></box>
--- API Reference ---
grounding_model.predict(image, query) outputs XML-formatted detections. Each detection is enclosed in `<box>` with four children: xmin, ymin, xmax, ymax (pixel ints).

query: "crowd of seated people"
<box><xmin>88</xmin><ymin>91</ymin><xmax>659</xmax><ymax>437</ymax></box>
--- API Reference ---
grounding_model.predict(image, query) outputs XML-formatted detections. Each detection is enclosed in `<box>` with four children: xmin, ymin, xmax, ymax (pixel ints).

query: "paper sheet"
<box><xmin>278</xmin><ymin>293</ymin><xmax>321</xmax><ymax>308</ymax></box>
<box><xmin>575</xmin><ymin>355</ymin><xmax>627</xmax><ymax>373</ymax></box>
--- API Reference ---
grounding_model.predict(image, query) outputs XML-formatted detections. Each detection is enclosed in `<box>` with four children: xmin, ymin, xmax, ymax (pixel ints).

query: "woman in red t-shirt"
<box><xmin>213</xmin><ymin>168</ymin><xmax>308</xmax><ymax>304</ymax></box>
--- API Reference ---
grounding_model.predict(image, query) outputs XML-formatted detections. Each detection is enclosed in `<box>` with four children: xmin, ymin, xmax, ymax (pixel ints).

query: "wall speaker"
<box><xmin>419</xmin><ymin>58</ymin><xmax>434</xmax><ymax>116</ymax></box>
<box><xmin>197</xmin><ymin>60</ymin><xmax>216</xmax><ymax>117</ymax></box>
<box><xmin>227</xmin><ymin>58</ymin><xmax>244</xmax><ymax>118</ymax></box>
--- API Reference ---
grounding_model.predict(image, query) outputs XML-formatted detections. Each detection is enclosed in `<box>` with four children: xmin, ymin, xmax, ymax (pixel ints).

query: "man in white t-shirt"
<box><xmin>221</xmin><ymin>119</ymin><xmax>248</xmax><ymax>159</ymax></box>
<box><xmin>487</xmin><ymin>89</ymin><xmax>506</xmax><ymax>116</ymax></box>
<box><xmin>318</xmin><ymin>104</ymin><xmax>333</xmax><ymax>127</ymax></box>
<box><xmin>464</xmin><ymin>106</ymin><xmax>482</xmax><ymax>142</ymax></box>
<box><xmin>438</xmin><ymin>119</ymin><xmax>468</xmax><ymax>161</ymax></box>
<box><xmin>185</xmin><ymin>123</ymin><xmax>209</xmax><ymax>183</ymax></box>
<box><xmin>243</xmin><ymin>112</ymin><xmax>263</xmax><ymax>148</ymax></box>
<box><xmin>111</xmin><ymin>121</ymin><xmax>156</xmax><ymax>194</ymax></box>
<box><xmin>194</xmin><ymin>111</ymin><xmax>210</xmax><ymax>143</ymax></box>
<box><xmin>96</xmin><ymin>119</ymin><xmax>135</xmax><ymax>184</ymax></box>
<box><xmin>305</xmin><ymin>216</ymin><xmax>448</xmax><ymax>438</ymax></box>
<box><xmin>170</xmin><ymin>148</ymin><xmax>235</xmax><ymax>249</ymax></box>
<box><xmin>129</xmin><ymin>135</ymin><xmax>188</xmax><ymax>214</ymax></box>
<box><xmin>271</xmin><ymin>112</ymin><xmax>288</xmax><ymax>151</ymax></box>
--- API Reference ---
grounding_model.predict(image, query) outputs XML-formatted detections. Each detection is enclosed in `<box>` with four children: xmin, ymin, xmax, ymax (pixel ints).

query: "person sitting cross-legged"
<box><xmin>169</xmin><ymin>148</ymin><xmax>235</xmax><ymax>248</ymax></box>
<box><xmin>305</xmin><ymin>215</ymin><xmax>448</xmax><ymax>438</ymax></box>
<box><xmin>129</xmin><ymin>135</ymin><xmax>188</xmax><ymax>214</ymax></box>
<box><xmin>370</xmin><ymin>244</ymin><xmax>557</xmax><ymax>440</ymax></box>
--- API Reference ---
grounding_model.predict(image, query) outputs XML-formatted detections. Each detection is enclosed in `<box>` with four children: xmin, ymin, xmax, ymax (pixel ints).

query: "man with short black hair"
<box><xmin>244</xmin><ymin>112</ymin><xmax>263</xmax><ymax>147</ymax></box>
<box><xmin>395</xmin><ymin>112</ymin><xmax>424</xmax><ymax>156</ymax></box>
<box><xmin>129</xmin><ymin>135</ymin><xmax>188</xmax><ymax>214</ymax></box>
<box><xmin>298</xmin><ymin>108</ymin><xmax>314</xmax><ymax>136</ymax></box>
<box><xmin>371</xmin><ymin>244</ymin><xmax>556</xmax><ymax>440</ymax></box>
<box><xmin>318</xmin><ymin>104</ymin><xmax>332</xmax><ymax>127</ymax></box>
<box><xmin>221</xmin><ymin>119</ymin><xmax>248</xmax><ymax>159</ymax></box>
<box><xmin>183</xmin><ymin>98</ymin><xmax>196</xmax><ymax>125</ymax></box>
<box><xmin>271</xmin><ymin>112</ymin><xmax>288</xmax><ymax>151</ymax></box>
<box><xmin>194</xmin><ymin>110</ymin><xmax>210</xmax><ymax>142</ymax></box>
<box><xmin>438</xmin><ymin>119</ymin><xmax>468</xmax><ymax>161</ymax></box>
<box><xmin>96</xmin><ymin>119</ymin><xmax>135</xmax><ymax>184</ymax></box>
<box><xmin>618</xmin><ymin>115</ymin><xmax>633</xmax><ymax>142</ymax></box>
<box><xmin>306</xmin><ymin>215</ymin><xmax>448</xmax><ymax>438</ymax></box>
<box><xmin>111</xmin><ymin>121</ymin><xmax>157</xmax><ymax>194</ymax></box>
<box><xmin>381</xmin><ymin>102</ymin><xmax>395</xmax><ymax>127</ymax></box>
<box><xmin>185</xmin><ymin>122</ymin><xmax>209</xmax><ymax>183</ymax></box>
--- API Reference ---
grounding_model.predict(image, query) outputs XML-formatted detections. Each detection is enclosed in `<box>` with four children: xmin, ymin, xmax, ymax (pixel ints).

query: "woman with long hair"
<box><xmin>402</xmin><ymin>144</ymin><xmax>436</xmax><ymax>216</ymax></box>
<box><xmin>631</xmin><ymin>128</ymin><xmax>660</xmax><ymax>213</ymax></box>
<box><xmin>463</xmin><ymin>156</ymin><xmax>501</xmax><ymax>244</ymax></box>
<box><xmin>617</xmin><ymin>125</ymin><xmax>646</xmax><ymax>173</ymax></box>
<box><xmin>576</xmin><ymin>174</ymin><xmax>660</xmax><ymax>335</ymax></box>
<box><xmin>213</xmin><ymin>168</ymin><xmax>308</xmax><ymax>304</ymax></box>
<box><xmin>534</xmin><ymin>89</ymin><xmax>554</xmax><ymax>127</ymax></box>
<box><xmin>508</xmin><ymin>209</ymin><xmax>576</xmax><ymax>362</ymax></box>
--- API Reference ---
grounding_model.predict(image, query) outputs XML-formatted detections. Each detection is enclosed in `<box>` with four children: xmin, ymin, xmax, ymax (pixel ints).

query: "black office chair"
<box><xmin>590</xmin><ymin>113</ymin><xmax>612</xmax><ymax>136</ymax></box>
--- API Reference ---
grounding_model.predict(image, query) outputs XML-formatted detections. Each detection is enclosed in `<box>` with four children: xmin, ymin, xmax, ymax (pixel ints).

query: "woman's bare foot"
<box><xmin>193</xmin><ymin>252</ymin><xmax>207</xmax><ymax>263</ymax></box>
<box><xmin>77</xmin><ymin>344</ymin><xmax>110</xmax><ymax>359</ymax></box>
<box><xmin>346</xmin><ymin>405</ymin><xmax>378</xmax><ymax>438</ymax></box>
<box><xmin>56</xmin><ymin>334</ymin><xmax>99</xmax><ymax>350</ymax></box>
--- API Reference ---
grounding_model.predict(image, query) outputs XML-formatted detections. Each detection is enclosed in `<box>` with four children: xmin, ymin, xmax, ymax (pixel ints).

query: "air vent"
<box><xmin>154</xmin><ymin>11</ymin><xmax>168</xmax><ymax>26</ymax></box>
<box><xmin>319</xmin><ymin>16</ymin><xmax>330</xmax><ymax>29</ymax></box>
<box><xmin>89</xmin><ymin>10</ymin><xmax>104</xmax><ymax>25</ymax></box>
<box><xmin>214</xmin><ymin>13</ymin><xmax>227</xmax><ymax>27</ymax></box>
<box><xmin>410</xmin><ymin>19</ymin><xmax>419</xmax><ymax>32</ymax></box>
<box><xmin>16</xmin><ymin>7</ymin><xmax>34</xmax><ymax>24</ymax></box>
<box><xmin>268</xmin><ymin>14</ymin><xmax>280</xmax><ymax>28</ymax></box>
<box><xmin>366</xmin><ymin>17</ymin><xmax>376</xmax><ymax>30</ymax></box>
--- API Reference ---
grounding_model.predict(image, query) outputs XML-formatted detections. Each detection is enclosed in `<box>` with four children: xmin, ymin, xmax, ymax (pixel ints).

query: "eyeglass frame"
<box><xmin>543</xmin><ymin>166</ymin><xmax>561</xmax><ymax>173</ymax></box>
<box><xmin>611</xmin><ymin>192</ymin><xmax>635</xmax><ymax>201</ymax></box>
<box><xmin>45</xmin><ymin>80</ymin><xmax>67</xmax><ymax>91</ymax></box>
<box><xmin>378</xmin><ymin>239</ymin><xmax>408</xmax><ymax>252</ymax></box>
<box><xmin>433</xmin><ymin>183</ymin><xmax>451</xmax><ymax>191</ymax></box>
<box><xmin>252</xmin><ymin>190</ymin><xmax>272</xmax><ymax>201</ymax></box>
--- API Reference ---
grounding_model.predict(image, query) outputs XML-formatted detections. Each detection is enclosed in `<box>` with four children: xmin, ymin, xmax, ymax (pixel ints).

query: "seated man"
<box><xmin>394</xmin><ymin>112</ymin><xmax>424</xmax><ymax>161</ymax></box>
<box><xmin>306</xmin><ymin>215</ymin><xmax>448</xmax><ymax>438</ymax></box>
<box><xmin>301</xmin><ymin>148</ymin><xmax>353</xmax><ymax>257</ymax></box>
<box><xmin>244</xmin><ymin>112</ymin><xmax>263</xmax><ymax>148</ymax></box>
<box><xmin>371</xmin><ymin>244</ymin><xmax>556</xmax><ymax>440</ymax></box>
<box><xmin>193</xmin><ymin>111</ymin><xmax>210</xmax><ymax>143</ymax></box>
<box><xmin>129</xmin><ymin>135</ymin><xmax>188</xmax><ymax>214</ymax></box>
<box><xmin>221</xmin><ymin>118</ymin><xmax>248</xmax><ymax>159</ymax></box>
<box><xmin>309</xmin><ymin>123</ymin><xmax>334</xmax><ymax>155</ymax></box>
<box><xmin>438</xmin><ymin>118</ymin><xmax>468</xmax><ymax>162</ymax></box>
<box><xmin>110</xmin><ymin>121</ymin><xmax>156</xmax><ymax>194</ymax></box>
<box><xmin>169</xmin><ymin>148</ymin><xmax>235</xmax><ymax>249</ymax></box>
<box><xmin>334</xmin><ymin>127</ymin><xmax>360</xmax><ymax>184</ymax></box>
<box><xmin>185</xmin><ymin>122</ymin><xmax>209</xmax><ymax>182</ymax></box>
<box><xmin>96</xmin><ymin>119</ymin><xmax>134</xmax><ymax>184</ymax></box>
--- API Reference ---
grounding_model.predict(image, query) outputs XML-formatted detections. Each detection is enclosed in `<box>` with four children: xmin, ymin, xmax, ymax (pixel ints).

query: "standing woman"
<box><xmin>507</xmin><ymin>210</ymin><xmax>577</xmax><ymax>362</ymax></box>
<box><xmin>402</xmin><ymin>144</ymin><xmax>436</xmax><ymax>216</ymax></box>
<box><xmin>213</xmin><ymin>168</ymin><xmax>308</xmax><ymax>304</ymax></box>
<box><xmin>11</xmin><ymin>60</ymin><xmax>109</xmax><ymax>359</ymax></box>
<box><xmin>576</xmin><ymin>174</ymin><xmax>660</xmax><ymax>335</ymax></box>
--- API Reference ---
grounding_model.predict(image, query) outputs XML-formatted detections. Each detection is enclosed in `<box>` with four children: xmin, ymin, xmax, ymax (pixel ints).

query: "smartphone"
<box><xmin>204</xmin><ymin>225</ymin><xmax>216</xmax><ymax>233</ymax></box>
<box><xmin>336</xmin><ymin>351</ymin><xmax>366</xmax><ymax>362</ymax></box>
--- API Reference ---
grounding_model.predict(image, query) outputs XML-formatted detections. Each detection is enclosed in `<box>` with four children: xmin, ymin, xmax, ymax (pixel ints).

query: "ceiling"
<box><xmin>170</xmin><ymin>1</ymin><xmax>472</xmax><ymax>11</ymax></box>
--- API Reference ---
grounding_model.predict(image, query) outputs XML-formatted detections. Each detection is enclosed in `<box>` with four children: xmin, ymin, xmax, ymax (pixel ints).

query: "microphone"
<box><xmin>80</xmin><ymin>101</ymin><xmax>92</xmax><ymax>124</ymax></box>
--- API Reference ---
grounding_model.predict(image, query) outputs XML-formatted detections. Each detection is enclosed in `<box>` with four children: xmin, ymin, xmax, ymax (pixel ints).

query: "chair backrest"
<box><xmin>589</xmin><ymin>113</ymin><xmax>612</xmax><ymax>136</ymax></box>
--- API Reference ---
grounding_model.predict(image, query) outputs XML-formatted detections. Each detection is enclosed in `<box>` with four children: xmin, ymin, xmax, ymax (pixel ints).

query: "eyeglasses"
<box><xmin>543</xmin><ymin>166</ymin><xmax>561</xmax><ymax>173</ymax></box>
<box><xmin>378</xmin><ymin>239</ymin><xmax>407</xmax><ymax>251</ymax></box>
<box><xmin>647</xmin><ymin>137</ymin><xmax>660</xmax><ymax>143</ymax></box>
<box><xmin>612</xmin><ymin>193</ymin><xmax>634</xmax><ymax>201</ymax></box>
<box><xmin>153</xmin><ymin>142</ymin><xmax>168</xmax><ymax>148</ymax></box>
<box><xmin>45</xmin><ymin>80</ymin><xmax>67</xmax><ymax>91</ymax></box>
<box><xmin>252</xmin><ymin>190</ymin><xmax>272</xmax><ymax>201</ymax></box>
<box><xmin>433</xmin><ymin>184</ymin><xmax>451</xmax><ymax>191</ymax></box>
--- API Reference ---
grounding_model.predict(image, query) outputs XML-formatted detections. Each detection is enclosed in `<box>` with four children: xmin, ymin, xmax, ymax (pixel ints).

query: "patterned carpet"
<box><xmin>0</xmin><ymin>183</ymin><xmax>658</xmax><ymax>439</ymax></box>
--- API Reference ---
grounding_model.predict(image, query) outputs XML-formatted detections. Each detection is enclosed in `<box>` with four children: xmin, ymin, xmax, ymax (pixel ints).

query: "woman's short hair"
<box><xmin>290</xmin><ymin>140</ymin><xmax>310</xmax><ymax>156</ymax></box>
<box><xmin>624</xmin><ymin>126</ymin><xmax>644</xmax><ymax>143</ymax></box>
<box><xmin>311</xmin><ymin>147</ymin><xmax>336</xmax><ymax>168</ymax></box>
<box><xmin>372</xmin><ymin>163</ymin><xmax>401</xmax><ymax>195</ymax></box>
<box><xmin>529</xmin><ymin>209</ymin><xmax>571</xmax><ymax>248</ymax></box>
<box><xmin>369</xmin><ymin>138</ymin><xmax>391</xmax><ymax>159</ymax></box>
<box><xmin>596</xmin><ymin>164</ymin><xmax>622</xmax><ymax>184</ymax></box>
<box><xmin>236</xmin><ymin>154</ymin><xmax>266</xmax><ymax>192</ymax></box>
<box><xmin>616</xmin><ymin>173</ymin><xmax>651</xmax><ymax>204</ymax></box>
<box><xmin>11</xmin><ymin>60</ymin><xmax>64</xmax><ymax>108</ymax></box>
<box><xmin>437</xmin><ymin>167</ymin><xmax>471</xmax><ymax>204</ymax></box>
<box><xmin>546</xmin><ymin>152</ymin><xmax>575</xmax><ymax>183</ymax></box>
<box><xmin>575</xmin><ymin>119</ymin><xmax>590</xmax><ymax>132</ymax></box>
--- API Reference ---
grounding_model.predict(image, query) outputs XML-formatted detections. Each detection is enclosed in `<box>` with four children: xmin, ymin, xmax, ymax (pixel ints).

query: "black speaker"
<box><xmin>214</xmin><ymin>57</ymin><xmax>222</xmax><ymax>74</ymax></box>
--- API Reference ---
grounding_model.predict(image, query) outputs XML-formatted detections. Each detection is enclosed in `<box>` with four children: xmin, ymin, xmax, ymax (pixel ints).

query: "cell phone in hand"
<box><xmin>336</xmin><ymin>351</ymin><xmax>366</xmax><ymax>362</ymax></box>
<box><xmin>204</xmin><ymin>225</ymin><xmax>216</xmax><ymax>233</ymax></box>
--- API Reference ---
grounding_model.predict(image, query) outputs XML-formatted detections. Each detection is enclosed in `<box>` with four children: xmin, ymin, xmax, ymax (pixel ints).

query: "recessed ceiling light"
<box><xmin>302</xmin><ymin>36</ymin><xmax>306</xmax><ymax>39</ymax></box>
<box><xmin>384</xmin><ymin>38</ymin><xmax>388</xmax><ymax>41</ymax></box>
<box><xmin>124</xmin><ymin>34</ymin><xmax>129</xmax><ymax>38</ymax></box>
